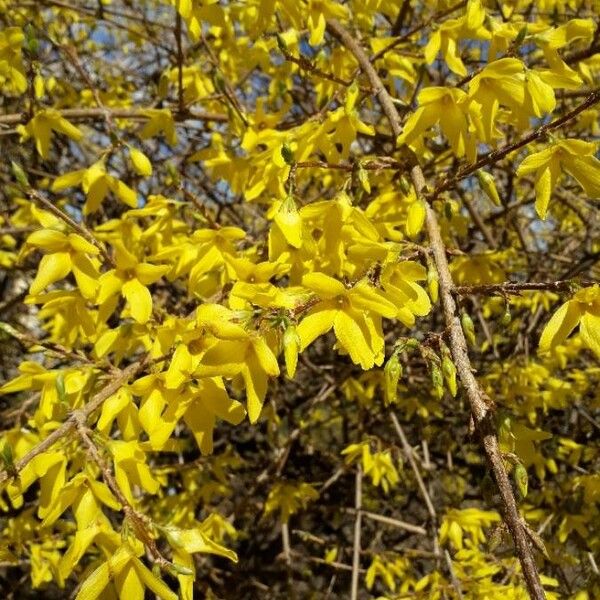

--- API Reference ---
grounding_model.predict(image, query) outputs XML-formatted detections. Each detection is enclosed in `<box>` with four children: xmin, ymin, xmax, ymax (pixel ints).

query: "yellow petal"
<box><xmin>539</xmin><ymin>300</ymin><xmax>581</xmax><ymax>353</ymax></box>
<box><xmin>76</xmin><ymin>546</ymin><xmax>132</xmax><ymax>600</ymax></box>
<box><xmin>52</xmin><ymin>114</ymin><xmax>83</xmax><ymax>141</ymax></box>
<box><xmin>27</xmin><ymin>229</ymin><xmax>69</xmax><ymax>252</ymax></box>
<box><xmin>121</xmin><ymin>278</ymin><xmax>152</xmax><ymax>324</ymax></box>
<box><xmin>129</xmin><ymin>147</ymin><xmax>153</xmax><ymax>177</ymax></box>
<box><xmin>274</xmin><ymin>196</ymin><xmax>303</xmax><ymax>249</ymax></box>
<box><xmin>242</xmin><ymin>352</ymin><xmax>269</xmax><ymax>423</ymax></box>
<box><xmin>309</xmin><ymin>11</ymin><xmax>326</xmax><ymax>46</ymax></box>
<box><xmin>333</xmin><ymin>309</ymin><xmax>375</xmax><ymax>369</ymax></box>
<box><xmin>406</xmin><ymin>200</ymin><xmax>426</xmax><ymax>239</ymax></box>
<box><xmin>297</xmin><ymin>307</ymin><xmax>336</xmax><ymax>349</ymax></box>
<box><xmin>302</xmin><ymin>272</ymin><xmax>346</xmax><ymax>297</ymax></box>
<box><xmin>71</xmin><ymin>253</ymin><xmax>100</xmax><ymax>300</ymax></box>
<box><xmin>68</xmin><ymin>233</ymin><xmax>99</xmax><ymax>255</ymax></box>
<box><xmin>131</xmin><ymin>557</ymin><xmax>178</xmax><ymax>600</ymax></box>
<box><xmin>563</xmin><ymin>155</ymin><xmax>600</xmax><ymax>199</ymax></box>
<box><xmin>30</xmin><ymin>252</ymin><xmax>72</xmax><ymax>295</ymax></box>
<box><xmin>109</xmin><ymin>177</ymin><xmax>138</xmax><ymax>208</ymax></box>
<box><xmin>579</xmin><ymin>312</ymin><xmax>600</xmax><ymax>357</ymax></box>
<box><xmin>251</xmin><ymin>337</ymin><xmax>280</xmax><ymax>376</ymax></box>
<box><xmin>350</xmin><ymin>281</ymin><xmax>397</xmax><ymax>318</ymax></box>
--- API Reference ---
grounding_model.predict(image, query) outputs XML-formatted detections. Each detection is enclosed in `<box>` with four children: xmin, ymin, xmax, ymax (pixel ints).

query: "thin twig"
<box><xmin>0</xmin><ymin>106</ymin><xmax>227</xmax><ymax>127</ymax></box>
<box><xmin>0</xmin><ymin>358</ymin><xmax>147</xmax><ymax>484</ymax></box>
<box><xmin>433</xmin><ymin>89</ymin><xmax>600</xmax><ymax>198</ymax></box>
<box><xmin>350</xmin><ymin>465</ymin><xmax>362</xmax><ymax>600</ymax></box>
<box><xmin>25</xmin><ymin>187</ymin><xmax>115</xmax><ymax>267</ymax></box>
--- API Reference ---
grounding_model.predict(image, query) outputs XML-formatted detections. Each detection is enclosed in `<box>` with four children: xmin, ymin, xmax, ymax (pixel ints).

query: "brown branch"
<box><xmin>296</xmin><ymin>158</ymin><xmax>403</xmax><ymax>171</ymax></box>
<box><xmin>390</xmin><ymin>415</ymin><xmax>437</xmax><ymax>522</ymax></box>
<box><xmin>74</xmin><ymin>415</ymin><xmax>171</xmax><ymax>569</ymax></box>
<box><xmin>0</xmin><ymin>106</ymin><xmax>228</xmax><ymax>127</ymax></box>
<box><xmin>327</xmin><ymin>18</ymin><xmax>547</xmax><ymax>599</ymax></box>
<box><xmin>371</xmin><ymin>0</ymin><xmax>468</xmax><ymax>61</ymax></box>
<box><xmin>345</xmin><ymin>508</ymin><xmax>427</xmax><ymax>535</ymax></box>
<box><xmin>433</xmin><ymin>89</ymin><xmax>600</xmax><ymax>197</ymax></box>
<box><xmin>0</xmin><ymin>358</ymin><xmax>147</xmax><ymax>484</ymax></box>
<box><xmin>350</xmin><ymin>465</ymin><xmax>362</xmax><ymax>600</ymax></box>
<box><xmin>456</xmin><ymin>279</ymin><xmax>596</xmax><ymax>296</ymax></box>
<box><xmin>25</xmin><ymin>187</ymin><xmax>115</xmax><ymax>267</ymax></box>
<box><xmin>175</xmin><ymin>12</ymin><xmax>185</xmax><ymax>112</ymax></box>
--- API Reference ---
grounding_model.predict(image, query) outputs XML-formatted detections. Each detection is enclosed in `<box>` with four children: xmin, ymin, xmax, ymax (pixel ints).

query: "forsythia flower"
<box><xmin>539</xmin><ymin>285</ymin><xmax>600</xmax><ymax>357</ymax></box>
<box><xmin>297</xmin><ymin>273</ymin><xmax>396</xmax><ymax>369</ymax></box>
<box><xmin>517</xmin><ymin>139</ymin><xmax>600</xmax><ymax>219</ymax></box>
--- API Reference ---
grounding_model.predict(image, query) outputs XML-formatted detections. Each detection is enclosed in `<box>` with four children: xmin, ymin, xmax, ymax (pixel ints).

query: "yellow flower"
<box><xmin>25</xmin><ymin>229</ymin><xmax>100</xmax><ymax>299</ymax></box>
<box><xmin>17</xmin><ymin>109</ymin><xmax>82</xmax><ymax>159</ymax></box>
<box><xmin>52</xmin><ymin>160</ymin><xmax>138</xmax><ymax>214</ymax></box>
<box><xmin>517</xmin><ymin>139</ymin><xmax>600</xmax><ymax>219</ymax></box>
<box><xmin>97</xmin><ymin>240</ymin><xmax>169</xmax><ymax>324</ymax></box>
<box><xmin>539</xmin><ymin>285</ymin><xmax>600</xmax><ymax>357</ymax></box>
<box><xmin>398</xmin><ymin>87</ymin><xmax>481</xmax><ymax>162</ymax></box>
<box><xmin>297</xmin><ymin>273</ymin><xmax>396</xmax><ymax>369</ymax></box>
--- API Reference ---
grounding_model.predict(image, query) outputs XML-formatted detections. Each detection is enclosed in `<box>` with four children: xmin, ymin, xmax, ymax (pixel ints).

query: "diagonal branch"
<box><xmin>326</xmin><ymin>18</ymin><xmax>547</xmax><ymax>600</ymax></box>
<box><xmin>0</xmin><ymin>358</ymin><xmax>148</xmax><ymax>484</ymax></box>
<box><xmin>433</xmin><ymin>89</ymin><xmax>600</xmax><ymax>197</ymax></box>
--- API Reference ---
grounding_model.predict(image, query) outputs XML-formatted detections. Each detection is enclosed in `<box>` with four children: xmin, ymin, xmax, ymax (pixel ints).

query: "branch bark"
<box><xmin>0</xmin><ymin>358</ymin><xmax>147</xmax><ymax>484</ymax></box>
<box><xmin>326</xmin><ymin>18</ymin><xmax>546</xmax><ymax>599</ymax></box>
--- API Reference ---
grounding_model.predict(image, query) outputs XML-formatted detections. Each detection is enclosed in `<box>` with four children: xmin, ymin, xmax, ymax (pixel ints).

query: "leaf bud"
<box><xmin>513</xmin><ymin>463</ymin><xmax>528</xmax><ymax>499</ymax></box>
<box><xmin>427</xmin><ymin>262</ymin><xmax>439</xmax><ymax>303</ymax></box>
<box><xmin>430</xmin><ymin>361</ymin><xmax>444</xmax><ymax>400</ymax></box>
<box><xmin>500</xmin><ymin>303</ymin><xmax>512</xmax><ymax>326</ymax></box>
<box><xmin>276</xmin><ymin>33</ymin><xmax>288</xmax><ymax>52</ymax></box>
<box><xmin>514</xmin><ymin>25</ymin><xmax>528</xmax><ymax>46</ymax></box>
<box><xmin>357</xmin><ymin>164</ymin><xmax>370</xmax><ymax>194</ymax></box>
<box><xmin>281</xmin><ymin>143</ymin><xmax>295</xmax><ymax>165</ymax></box>
<box><xmin>476</xmin><ymin>170</ymin><xmax>501</xmax><ymax>207</ymax></box>
<box><xmin>399</xmin><ymin>174</ymin><xmax>411</xmax><ymax>195</ymax></box>
<box><xmin>11</xmin><ymin>161</ymin><xmax>30</xmax><ymax>188</ymax></box>
<box><xmin>384</xmin><ymin>352</ymin><xmax>402</xmax><ymax>404</ymax></box>
<box><xmin>440</xmin><ymin>341</ymin><xmax>457</xmax><ymax>397</ymax></box>
<box><xmin>461</xmin><ymin>311</ymin><xmax>476</xmax><ymax>346</ymax></box>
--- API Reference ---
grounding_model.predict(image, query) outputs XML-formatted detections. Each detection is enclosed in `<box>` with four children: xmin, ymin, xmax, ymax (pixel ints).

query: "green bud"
<box><xmin>1</xmin><ymin>444</ymin><xmax>14</xmax><ymax>469</ymax></box>
<box><xmin>357</xmin><ymin>165</ymin><xmax>370</xmax><ymax>194</ymax></box>
<box><xmin>405</xmin><ymin>338</ymin><xmax>420</xmax><ymax>351</ymax></box>
<box><xmin>157</xmin><ymin>72</ymin><xmax>169</xmax><ymax>99</ymax></box>
<box><xmin>500</xmin><ymin>303</ymin><xmax>511</xmax><ymax>326</ymax></box>
<box><xmin>488</xmin><ymin>524</ymin><xmax>504</xmax><ymax>552</ymax></box>
<box><xmin>168</xmin><ymin>563</ymin><xmax>194</xmax><ymax>577</ymax></box>
<box><xmin>213</xmin><ymin>71</ymin><xmax>225</xmax><ymax>92</ymax></box>
<box><xmin>526</xmin><ymin>527</ymin><xmax>549</xmax><ymax>559</ymax></box>
<box><xmin>384</xmin><ymin>352</ymin><xmax>402</xmax><ymax>404</ymax></box>
<box><xmin>11</xmin><ymin>161</ymin><xmax>30</xmax><ymax>188</ymax></box>
<box><xmin>427</xmin><ymin>262</ymin><xmax>439</xmax><ymax>303</ymax></box>
<box><xmin>121</xmin><ymin>520</ymin><xmax>130</xmax><ymax>543</ymax></box>
<box><xmin>513</xmin><ymin>463</ymin><xmax>528</xmax><ymax>499</ymax></box>
<box><xmin>461</xmin><ymin>311</ymin><xmax>476</xmax><ymax>346</ymax></box>
<box><xmin>25</xmin><ymin>25</ymin><xmax>39</xmax><ymax>56</ymax></box>
<box><xmin>476</xmin><ymin>170</ymin><xmax>501</xmax><ymax>207</ymax></box>
<box><xmin>55</xmin><ymin>373</ymin><xmax>67</xmax><ymax>404</ymax></box>
<box><xmin>276</xmin><ymin>33</ymin><xmax>288</xmax><ymax>53</ymax></box>
<box><xmin>281</xmin><ymin>143</ymin><xmax>295</xmax><ymax>165</ymax></box>
<box><xmin>399</xmin><ymin>174</ymin><xmax>411</xmax><ymax>195</ymax></box>
<box><xmin>444</xmin><ymin>201</ymin><xmax>453</xmax><ymax>220</ymax></box>
<box><xmin>514</xmin><ymin>25</ymin><xmax>528</xmax><ymax>46</ymax></box>
<box><xmin>440</xmin><ymin>341</ymin><xmax>457</xmax><ymax>397</ymax></box>
<box><xmin>430</xmin><ymin>361</ymin><xmax>444</xmax><ymax>400</ymax></box>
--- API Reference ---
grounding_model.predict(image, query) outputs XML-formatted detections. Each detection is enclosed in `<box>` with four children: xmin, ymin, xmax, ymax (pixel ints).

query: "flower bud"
<box><xmin>384</xmin><ymin>352</ymin><xmax>402</xmax><ymax>404</ymax></box>
<box><xmin>461</xmin><ymin>311</ymin><xmax>476</xmax><ymax>346</ymax></box>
